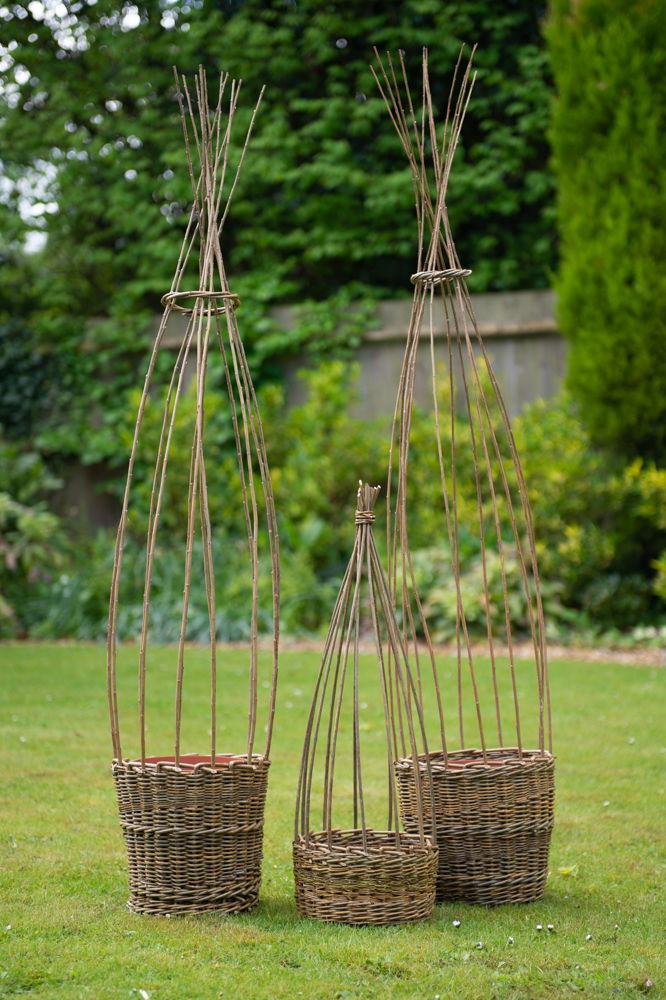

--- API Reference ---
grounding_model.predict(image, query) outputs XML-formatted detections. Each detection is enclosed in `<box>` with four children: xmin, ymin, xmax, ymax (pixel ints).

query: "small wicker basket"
<box><xmin>395</xmin><ymin>748</ymin><xmax>555</xmax><ymax>905</ymax></box>
<box><xmin>293</xmin><ymin>829</ymin><xmax>437</xmax><ymax>926</ymax></box>
<box><xmin>114</xmin><ymin>755</ymin><xmax>270</xmax><ymax>915</ymax></box>
<box><xmin>293</xmin><ymin>484</ymin><xmax>438</xmax><ymax>926</ymax></box>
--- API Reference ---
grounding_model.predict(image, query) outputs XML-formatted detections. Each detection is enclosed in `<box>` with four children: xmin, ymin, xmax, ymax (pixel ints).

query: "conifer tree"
<box><xmin>548</xmin><ymin>0</ymin><xmax>666</xmax><ymax>462</ymax></box>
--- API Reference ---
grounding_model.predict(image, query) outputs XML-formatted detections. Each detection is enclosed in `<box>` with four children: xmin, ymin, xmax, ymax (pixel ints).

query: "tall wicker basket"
<box><xmin>395</xmin><ymin>749</ymin><xmax>554</xmax><ymax>905</ymax></box>
<box><xmin>373</xmin><ymin>49</ymin><xmax>555</xmax><ymax>906</ymax></box>
<box><xmin>106</xmin><ymin>69</ymin><xmax>279</xmax><ymax>916</ymax></box>
<box><xmin>293</xmin><ymin>484</ymin><xmax>438</xmax><ymax>926</ymax></box>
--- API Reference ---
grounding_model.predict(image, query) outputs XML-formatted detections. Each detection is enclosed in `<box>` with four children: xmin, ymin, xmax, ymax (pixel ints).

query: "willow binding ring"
<box><xmin>410</xmin><ymin>268</ymin><xmax>472</xmax><ymax>286</ymax></box>
<box><xmin>160</xmin><ymin>289</ymin><xmax>241</xmax><ymax>314</ymax></box>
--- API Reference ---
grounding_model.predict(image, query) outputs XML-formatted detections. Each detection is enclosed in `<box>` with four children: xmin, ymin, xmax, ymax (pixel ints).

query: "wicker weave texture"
<box><xmin>114</xmin><ymin>757</ymin><xmax>270</xmax><ymax>915</ymax></box>
<box><xmin>395</xmin><ymin>748</ymin><xmax>555</xmax><ymax>905</ymax></box>
<box><xmin>294</xmin><ymin>830</ymin><xmax>438</xmax><ymax>925</ymax></box>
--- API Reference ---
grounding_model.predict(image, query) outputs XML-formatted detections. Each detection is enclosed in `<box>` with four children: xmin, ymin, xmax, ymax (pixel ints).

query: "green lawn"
<box><xmin>1</xmin><ymin>644</ymin><xmax>664</xmax><ymax>1000</ymax></box>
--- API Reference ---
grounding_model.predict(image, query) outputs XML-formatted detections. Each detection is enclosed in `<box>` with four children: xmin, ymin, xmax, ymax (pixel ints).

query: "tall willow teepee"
<box><xmin>106</xmin><ymin>68</ymin><xmax>279</xmax><ymax>916</ymax></box>
<box><xmin>372</xmin><ymin>48</ymin><xmax>555</xmax><ymax>906</ymax></box>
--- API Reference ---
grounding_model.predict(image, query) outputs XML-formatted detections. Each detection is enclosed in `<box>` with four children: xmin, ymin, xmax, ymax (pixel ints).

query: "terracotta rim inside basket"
<box><xmin>443</xmin><ymin>749</ymin><xmax>552</xmax><ymax>769</ymax></box>
<box><xmin>399</xmin><ymin>748</ymin><xmax>553</xmax><ymax>773</ymax></box>
<box><xmin>130</xmin><ymin>753</ymin><xmax>249</xmax><ymax>771</ymax></box>
<box><xmin>443</xmin><ymin>756</ymin><xmax>508</xmax><ymax>769</ymax></box>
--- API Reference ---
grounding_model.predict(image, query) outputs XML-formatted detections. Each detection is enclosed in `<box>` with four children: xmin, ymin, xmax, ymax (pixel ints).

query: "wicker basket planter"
<box><xmin>293</xmin><ymin>484</ymin><xmax>438</xmax><ymax>926</ymax></box>
<box><xmin>374</xmin><ymin>50</ymin><xmax>556</xmax><ymax>908</ymax></box>
<box><xmin>395</xmin><ymin>748</ymin><xmax>555</xmax><ymax>905</ymax></box>
<box><xmin>293</xmin><ymin>829</ymin><xmax>437</xmax><ymax>926</ymax></box>
<box><xmin>114</xmin><ymin>755</ymin><xmax>270</xmax><ymax>915</ymax></box>
<box><xmin>106</xmin><ymin>71</ymin><xmax>279</xmax><ymax>917</ymax></box>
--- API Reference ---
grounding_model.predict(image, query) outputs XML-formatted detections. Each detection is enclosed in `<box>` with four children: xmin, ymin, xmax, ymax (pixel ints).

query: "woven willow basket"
<box><xmin>107</xmin><ymin>71</ymin><xmax>279</xmax><ymax>917</ymax></box>
<box><xmin>294</xmin><ymin>830</ymin><xmax>437</xmax><ymax>926</ymax></box>
<box><xmin>374</xmin><ymin>50</ymin><xmax>555</xmax><ymax>908</ymax></box>
<box><xmin>395</xmin><ymin>748</ymin><xmax>555</xmax><ymax>905</ymax></box>
<box><xmin>114</xmin><ymin>755</ymin><xmax>269</xmax><ymax>915</ymax></box>
<box><xmin>293</xmin><ymin>485</ymin><xmax>438</xmax><ymax>926</ymax></box>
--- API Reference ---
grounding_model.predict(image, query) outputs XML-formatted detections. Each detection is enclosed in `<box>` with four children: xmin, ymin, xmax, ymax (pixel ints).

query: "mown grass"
<box><xmin>1</xmin><ymin>644</ymin><xmax>664</xmax><ymax>1000</ymax></box>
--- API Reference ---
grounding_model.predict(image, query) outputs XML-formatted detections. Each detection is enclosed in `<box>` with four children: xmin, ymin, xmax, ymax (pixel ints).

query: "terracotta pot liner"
<box><xmin>132</xmin><ymin>753</ymin><xmax>248</xmax><ymax>771</ymax></box>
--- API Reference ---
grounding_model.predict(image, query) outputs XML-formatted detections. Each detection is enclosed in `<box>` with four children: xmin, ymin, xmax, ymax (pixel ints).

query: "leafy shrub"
<box><xmin>397</xmin><ymin>387</ymin><xmax>666</xmax><ymax>639</ymax></box>
<box><xmin>12</xmin><ymin>367</ymin><xmax>666</xmax><ymax>642</ymax></box>
<box><xmin>262</xmin><ymin>362</ymin><xmax>390</xmax><ymax>572</ymax></box>
<box><xmin>654</xmin><ymin>554</ymin><xmax>666</xmax><ymax>604</ymax></box>
<box><xmin>26</xmin><ymin>530</ymin><xmax>340</xmax><ymax>643</ymax></box>
<box><xmin>514</xmin><ymin>396</ymin><xmax>666</xmax><ymax>628</ymax></box>
<box><xmin>26</xmin><ymin>533</ymin><xmax>273</xmax><ymax>643</ymax></box>
<box><xmin>117</xmin><ymin>378</ymin><xmax>243</xmax><ymax>540</ymax></box>
<box><xmin>136</xmin><ymin>372</ymin><xmax>666</xmax><ymax>640</ymax></box>
<box><xmin>121</xmin><ymin>360</ymin><xmax>389</xmax><ymax>571</ymax></box>
<box><xmin>46</xmin><ymin>361</ymin><xmax>387</xmax><ymax>642</ymax></box>
<box><xmin>0</xmin><ymin>441</ymin><xmax>66</xmax><ymax>637</ymax></box>
<box><xmin>408</xmin><ymin>544</ymin><xmax>581</xmax><ymax>644</ymax></box>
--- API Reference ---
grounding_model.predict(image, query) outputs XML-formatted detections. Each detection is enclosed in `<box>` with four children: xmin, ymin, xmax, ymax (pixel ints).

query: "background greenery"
<box><xmin>0</xmin><ymin>0</ymin><xmax>552</xmax><ymax>463</ymax></box>
<box><xmin>1</xmin><ymin>0</ymin><xmax>665</xmax><ymax>642</ymax></box>
<box><xmin>3</xmin><ymin>363</ymin><xmax>666</xmax><ymax>642</ymax></box>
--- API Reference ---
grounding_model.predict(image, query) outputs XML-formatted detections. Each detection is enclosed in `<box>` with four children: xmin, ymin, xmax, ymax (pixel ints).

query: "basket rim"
<box><xmin>395</xmin><ymin>746</ymin><xmax>555</xmax><ymax>775</ymax></box>
<box><xmin>113</xmin><ymin>751</ymin><xmax>270</xmax><ymax>774</ymax></box>
<box><xmin>295</xmin><ymin>828</ymin><xmax>437</xmax><ymax>858</ymax></box>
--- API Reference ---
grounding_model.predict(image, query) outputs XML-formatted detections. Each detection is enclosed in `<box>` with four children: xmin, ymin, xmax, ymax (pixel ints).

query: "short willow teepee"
<box><xmin>106</xmin><ymin>69</ymin><xmax>279</xmax><ymax>915</ymax></box>
<box><xmin>372</xmin><ymin>49</ymin><xmax>555</xmax><ymax>906</ymax></box>
<box><xmin>293</xmin><ymin>483</ymin><xmax>438</xmax><ymax>925</ymax></box>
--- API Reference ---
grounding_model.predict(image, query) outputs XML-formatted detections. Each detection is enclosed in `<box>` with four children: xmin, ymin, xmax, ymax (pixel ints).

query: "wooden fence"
<box><xmin>281</xmin><ymin>289</ymin><xmax>564</xmax><ymax>419</ymax></box>
<box><xmin>64</xmin><ymin>290</ymin><xmax>564</xmax><ymax>527</ymax></box>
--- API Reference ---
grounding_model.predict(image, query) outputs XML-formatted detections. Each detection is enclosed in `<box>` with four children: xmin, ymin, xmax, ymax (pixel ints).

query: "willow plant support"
<box><xmin>372</xmin><ymin>49</ymin><xmax>555</xmax><ymax>906</ymax></box>
<box><xmin>106</xmin><ymin>68</ymin><xmax>279</xmax><ymax>916</ymax></box>
<box><xmin>293</xmin><ymin>483</ymin><xmax>438</xmax><ymax>926</ymax></box>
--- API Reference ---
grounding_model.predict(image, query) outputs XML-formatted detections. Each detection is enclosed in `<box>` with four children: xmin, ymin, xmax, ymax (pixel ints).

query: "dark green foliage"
<box><xmin>0</xmin><ymin>0</ymin><xmax>555</xmax><ymax>467</ymax></box>
<box><xmin>0</xmin><ymin>320</ymin><xmax>53</xmax><ymax>439</ymax></box>
<box><xmin>0</xmin><ymin>440</ymin><xmax>66</xmax><ymax>635</ymax></box>
<box><xmin>0</xmin><ymin>0</ymin><xmax>553</xmax><ymax>348</ymax></box>
<box><xmin>547</xmin><ymin>0</ymin><xmax>666</xmax><ymax>462</ymax></box>
<box><xmin>208</xmin><ymin>0</ymin><xmax>555</xmax><ymax>297</ymax></box>
<box><xmin>0</xmin><ymin>0</ymin><xmax>554</xmax><ymax>309</ymax></box>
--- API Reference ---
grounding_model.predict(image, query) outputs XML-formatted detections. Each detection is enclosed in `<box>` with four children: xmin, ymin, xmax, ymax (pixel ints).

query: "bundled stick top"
<box><xmin>372</xmin><ymin>48</ymin><xmax>552</xmax><ymax>758</ymax></box>
<box><xmin>106</xmin><ymin>68</ymin><xmax>279</xmax><ymax>767</ymax></box>
<box><xmin>295</xmin><ymin>482</ymin><xmax>433</xmax><ymax>848</ymax></box>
